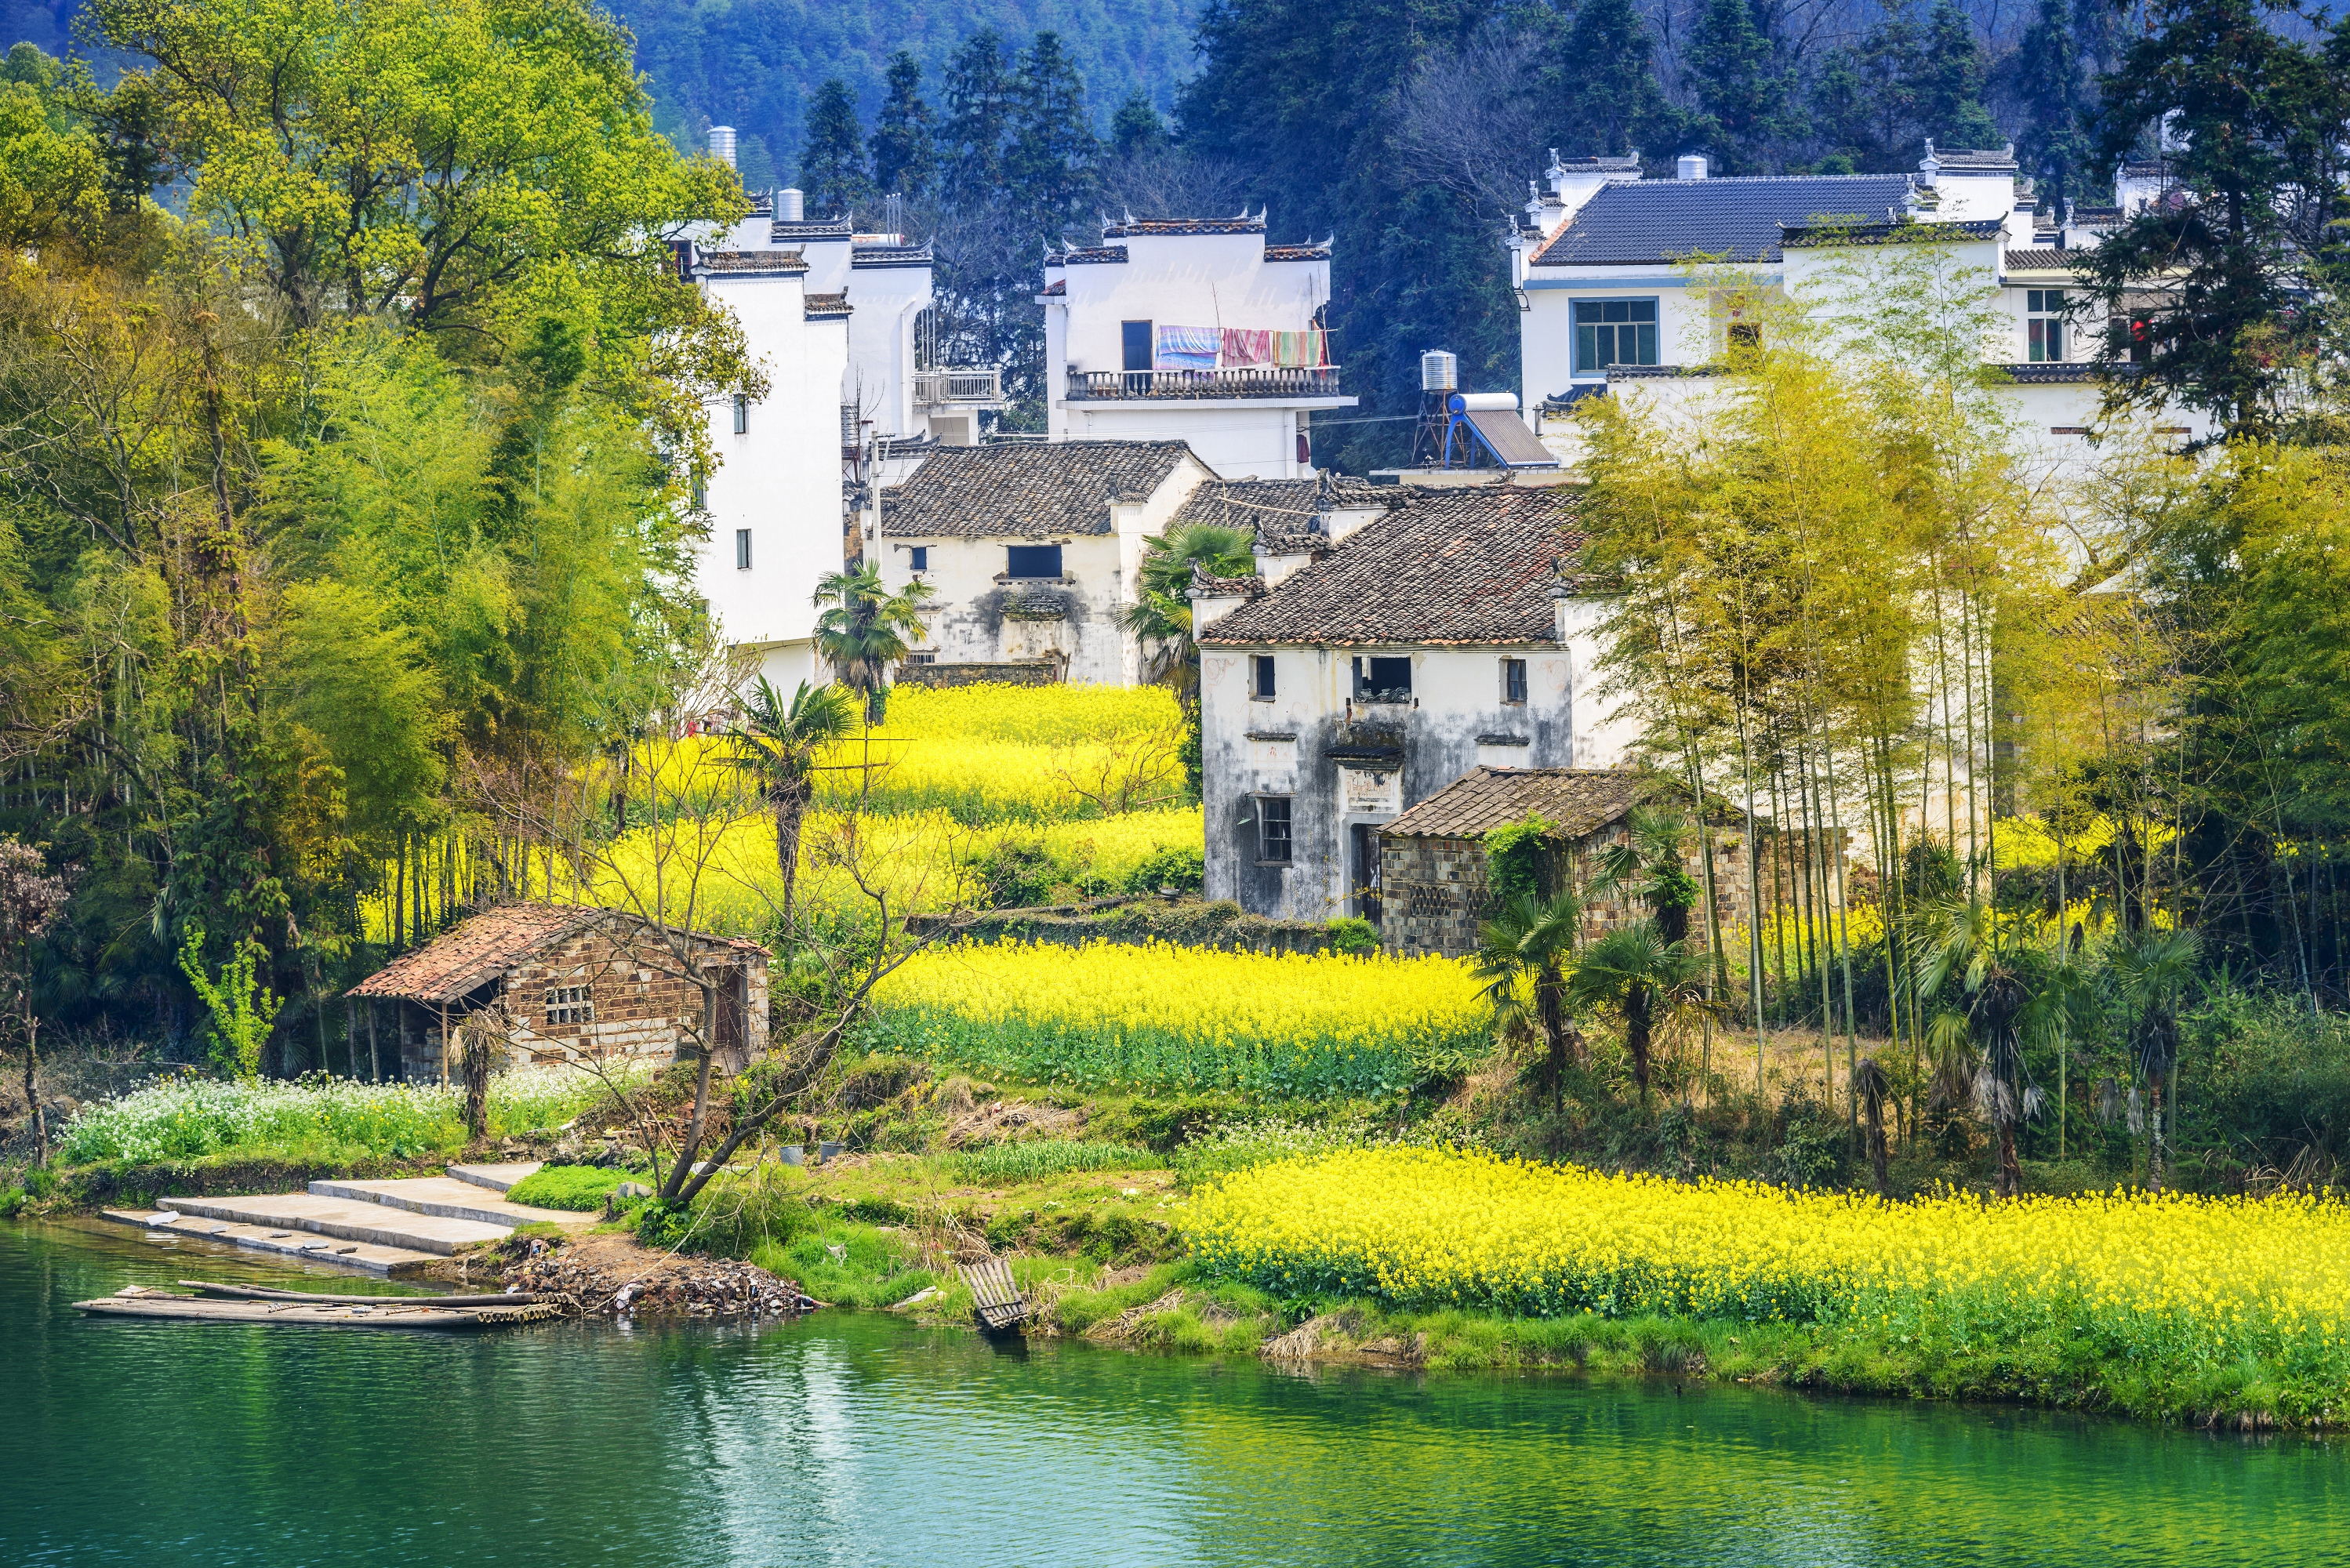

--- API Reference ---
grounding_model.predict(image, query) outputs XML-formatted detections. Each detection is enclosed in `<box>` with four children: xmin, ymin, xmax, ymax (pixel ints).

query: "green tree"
<box><xmin>1474</xmin><ymin>889</ymin><xmax>1584</xmax><ymax>1110</ymax></box>
<box><xmin>812</xmin><ymin>563</ymin><xmax>935</xmax><ymax>724</ymax></box>
<box><xmin>177</xmin><ymin>920</ymin><xmax>284</xmax><ymax>1080</ymax></box>
<box><xmin>1684</xmin><ymin>0</ymin><xmax>1801</xmax><ymax>172</ymax></box>
<box><xmin>1591</xmin><ymin>805</ymin><xmax>1702</xmax><ymax>945</ymax></box>
<box><xmin>1915</xmin><ymin>0</ymin><xmax>2000</xmax><ymax>151</ymax></box>
<box><xmin>1546</xmin><ymin>0</ymin><xmax>1680</xmax><ymax>159</ymax></box>
<box><xmin>2109</xmin><ymin>927</ymin><xmax>2199</xmax><ymax>1191</ymax></box>
<box><xmin>1121</xmin><ymin>523</ymin><xmax>1257</xmax><ymax>705</ymax></box>
<box><xmin>723</xmin><ymin>677</ymin><xmax>859</xmax><ymax>924</ymax></box>
<box><xmin>0</xmin><ymin>838</ymin><xmax>71</xmax><ymax>1164</ymax></box>
<box><xmin>942</xmin><ymin>29</ymin><xmax>1013</xmax><ymax>194</ymax></box>
<box><xmin>1109</xmin><ymin>89</ymin><xmax>1170</xmax><ymax>158</ymax></box>
<box><xmin>2080</xmin><ymin>0</ymin><xmax>2350</xmax><ymax>438</ymax></box>
<box><xmin>1006</xmin><ymin>33</ymin><xmax>1095</xmax><ymax>241</ymax></box>
<box><xmin>0</xmin><ymin>60</ymin><xmax>105</xmax><ymax>249</ymax></box>
<box><xmin>798</xmin><ymin>77</ymin><xmax>872</xmax><ymax>219</ymax></box>
<box><xmin>2010</xmin><ymin>0</ymin><xmax>2096</xmax><ymax>211</ymax></box>
<box><xmin>870</xmin><ymin>51</ymin><xmax>935</xmax><ymax>200</ymax></box>
<box><xmin>1912</xmin><ymin>898</ymin><xmax>2079</xmax><ymax>1199</ymax></box>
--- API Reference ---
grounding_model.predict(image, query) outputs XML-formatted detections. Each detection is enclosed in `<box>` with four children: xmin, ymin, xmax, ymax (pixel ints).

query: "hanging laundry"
<box><xmin>1155</xmin><ymin>325</ymin><xmax>1219</xmax><ymax>371</ymax></box>
<box><xmin>1271</xmin><ymin>328</ymin><xmax>1328</xmax><ymax>368</ymax></box>
<box><xmin>1220</xmin><ymin>328</ymin><xmax>1273</xmax><ymax>366</ymax></box>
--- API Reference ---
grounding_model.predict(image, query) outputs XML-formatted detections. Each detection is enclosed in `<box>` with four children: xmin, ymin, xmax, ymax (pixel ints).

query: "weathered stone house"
<box><xmin>1378</xmin><ymin>766</ymin><xmax>1806</xmax><ymax>960</ymax></box>
<box><xmin>1192</xmin><ymin>474</ymin><xmax>1639</xmax><ymax>923</ymax></box>
<box><xmin>874</xmin><ymin>440</ymin><xmax>1219</xmax><ymax>686</ymax></box>
<box><xmin>348</xmin><ymin>906</ymin><xmax>770</xmax><ymax>1083</ymax></box>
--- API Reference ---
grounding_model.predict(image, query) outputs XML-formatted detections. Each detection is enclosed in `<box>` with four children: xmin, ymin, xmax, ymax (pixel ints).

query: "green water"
<box><xmin>2</xmin><ymin>1221</ymin><xmax>2342</xmax><ymax>1566</ymax></box>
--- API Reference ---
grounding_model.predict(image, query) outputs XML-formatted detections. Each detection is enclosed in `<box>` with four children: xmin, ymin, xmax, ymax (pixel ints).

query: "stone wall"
<box><xmin>1381</xmin><ymin>819</ymin><xmax>1840</xmax><ymax>960</ymax></box>
<box><xmin>896</xmin><ymin>660</ymin><xmax>1062</xmax><ymax>690</ymax></box>
<box><xmin>387</xmin><ymin>926</ymin><xmax>768</xmax><ymax>1082</ymax></box>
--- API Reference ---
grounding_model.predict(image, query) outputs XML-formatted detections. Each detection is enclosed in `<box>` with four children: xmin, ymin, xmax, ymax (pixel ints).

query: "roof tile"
<box><xmin>1382</xmin><ymin>767</ymin><xmax>1660</xmax><ymax>839</ymax></box>
<box><xmin>881</xmin><ymin>441</ymin><xmax>1202</xmax><ymax>539</ymax></box>
<box><xmin>1530</xmin><ymin>175</ymin><xmax>1915</xmax><ymax>266</ymax></box>
<box><xmin>1198</xmin><ymin>483</ymin><xmax>1584</xmax><ymax>648</ymax></box>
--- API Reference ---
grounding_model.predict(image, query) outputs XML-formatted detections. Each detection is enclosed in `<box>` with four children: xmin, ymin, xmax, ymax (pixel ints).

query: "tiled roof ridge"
<box><xmin>1382</xmin><ymin>765</ymin><xmax>1665</xmax><ymax>840</ymax></box>
<box><xmin>1102</xmin><ymin>216</ymin><xmax>1266</xmax><ymax>238</ymax></box>
<box><xmin>696</xmin><ymin>250</ymin><xmax>809</xmax><ymax>274</ymax></box>
<box><xmin>804</xmin><ymin>292</ymin><xmax>851</xmax><ymax>317</ymax></box>
<box><xmin>878</xmin><ymin>441</ymin><xmax>1203</xmax><ymax>539</ymax></box>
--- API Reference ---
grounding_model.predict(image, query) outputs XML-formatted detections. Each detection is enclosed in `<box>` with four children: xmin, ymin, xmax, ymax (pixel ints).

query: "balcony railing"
<box><xmin>913</xmin><ymin>368</ymin><xmax>1004</xmax><ymax>405</ymax></box>
<box><xmin>1066</xmin><ymin>365</ymin><xmax>1345</xmax><ymax>401</ymax></box>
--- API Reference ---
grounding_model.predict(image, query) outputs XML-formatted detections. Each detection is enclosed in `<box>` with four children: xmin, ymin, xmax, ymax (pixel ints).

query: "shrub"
<box><xmin>939</xmin><ymin>1141</ymin><xmax>1163</xmax><ymax>1181</ymax></box>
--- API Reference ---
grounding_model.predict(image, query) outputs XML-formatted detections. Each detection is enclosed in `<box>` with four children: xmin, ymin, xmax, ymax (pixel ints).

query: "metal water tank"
<box><xmin>1421</xmin><ymin>350</ymin><xmax>1458</xmax><ymax>392</ymax></box>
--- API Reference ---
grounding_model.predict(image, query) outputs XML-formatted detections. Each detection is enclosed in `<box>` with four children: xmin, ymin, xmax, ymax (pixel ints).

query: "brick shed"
<box><xmin>1378</xmin><ymin>767</ymin><xmax>1816</xmax><ymax>959</ymax></box>
<box><xmin>347</xmin><ymin>905</ymin><xmax>769</xmax><ymax>1084</ymax></box>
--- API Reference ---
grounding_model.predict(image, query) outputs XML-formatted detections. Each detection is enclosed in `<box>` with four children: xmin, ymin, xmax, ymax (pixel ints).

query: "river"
<box><xmin>2</xmin><ymin>1219</ymin><xmax>2341</xmax><ymax>1566</ymax></box>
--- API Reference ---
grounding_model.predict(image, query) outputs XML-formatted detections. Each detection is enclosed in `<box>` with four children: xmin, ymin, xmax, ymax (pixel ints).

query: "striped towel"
<box><xmin>1271</xmin><ymin>328</ymin><xmax>1328</xmax><ymax>367</ymax></box>
<box><xmin>1155</xmin><ymin>325</ymin><xmax>1219</xmax><ymax>371</ymax></box>
<box><xmin>1221</xmin><ymin>328</ymin><xmax>1273</xmax><ymax>366</ymax></box>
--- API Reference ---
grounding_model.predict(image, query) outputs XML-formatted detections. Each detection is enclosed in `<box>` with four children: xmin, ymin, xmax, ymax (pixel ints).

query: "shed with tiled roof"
<box><xmin>349</xmin><ymin>906</ymin><xmax>768</xmax><ymax>1083</ymax></box>
<box><xmin>1530</xmin><ymin>175</ymin><xmax>1916</xmax><ymax>267</ymax></box>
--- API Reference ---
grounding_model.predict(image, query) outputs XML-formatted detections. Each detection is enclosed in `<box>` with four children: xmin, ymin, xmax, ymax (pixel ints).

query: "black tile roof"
<box><xmin>1999</xmin><ymin>362</ymin><xmax>2099</xmax><ymax>383</ymax></box>
<box><xmin>1170</xmin><ymin>477</ymin><xmax>1392</xmax><ymax>549</ymax></box>
<box><xmin>881</xmin><ymin>441</ymin><xmax>1202</xmax><ymax>539</ymax></box>
<box><xmin>805</xmin><ymin>292</ymin><xmax>851</xmax><ymax>318</ymax></box>
<box><xmin>1927</xmin><ymin>144</ymin><xmax>2018</xmax><ymax>172</ymax></box>
<box><xmin>772</xmin><ymin>219</ymin><xmax>854</xmax><ymax>242</ymax></box>
<box><xmin>2005</xmin><ymin>248</ymin><xmax>2079</xmax><ymax>270</ymax></box>
<box><xmin>1529</xmin><ymin>175</ymin><xmax>1915</xmax><ymax>266</ymax></box>
<box><xmin>695</xmin><ymin>250</ymin><xmax>809</xmax><ymax>275</ymax></box>
<box><xmin>1264</xmin><ymin>243</ymin><xmax>1331</xmax><ymax>261</ymax></box>
<box><xmin>1197</xmin><ymin>484</ymin><xmax>1584</xmax><ymax>648</ymax></box>
<box><xmin>1057</xmin><ymin>245</ymin><xmax>1128</xmax><ymax>265</ymax></box>
<box><xmin>1102</xmin><ymin>216</ymin><xmax>1265</xmax><ymax>238</ymax></box>
<box><xmin>1777</xmin><ymin>216</ymin><xmax>2004</xmax><ymax>249</ymax></box>
<box><xmin>1382</xmin><ymin>767</ymin><xmax>1662</xmax><ymax>840</ymax></box>
<box><xmin>852</xmin><ymin>245</ymin><xmax>932</xmax><ymax>268</ymax></box>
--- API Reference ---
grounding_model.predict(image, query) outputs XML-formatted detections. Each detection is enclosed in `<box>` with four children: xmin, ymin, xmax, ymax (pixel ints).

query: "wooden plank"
<box><xmin>176</xmin><ymin>1280</ymin><xmax>565</xmax><ymax>1308</ymax></box>
<box><xmin>73</xmin><ymin>1293</ymin><xmax>558</xmax><ymax>1330</ymax></box>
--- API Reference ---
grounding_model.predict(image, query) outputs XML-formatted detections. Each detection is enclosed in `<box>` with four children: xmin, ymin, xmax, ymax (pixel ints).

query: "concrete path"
<box><xmin>158</xmin><ymin>1192</ymin><xmax>512</xmax><ymax>1256</ymax></box>
<box><xmin>446</xmin><ymin>1161</ymin><xmax>543</xmax><ymax>1194</ymax></box>
<box><xmin>97</xmin><ymin>1209</ymin><xmax>439</xmax><ymax>1276</ymax></box>
<box><xmin>307</xmin><ymin>1176</ymin><xmax>590</xmax><ymax>1230</ymax></box>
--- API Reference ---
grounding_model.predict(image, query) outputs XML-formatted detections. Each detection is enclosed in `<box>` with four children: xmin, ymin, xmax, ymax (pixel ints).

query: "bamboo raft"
<box><xmin>958</xmin><ymin>1258</ymin><xmax>1031</xmax><ymax>1337</ymax></box>
<box><xmin>74</xmin><ymin>1283</ymin><xmax>566</xmax><ymax>1330</ymax></box>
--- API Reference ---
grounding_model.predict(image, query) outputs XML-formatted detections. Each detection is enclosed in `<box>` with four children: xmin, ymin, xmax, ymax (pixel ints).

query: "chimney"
<box><xmin>777</xmin><ymin>187</ymin><xmax>805</xmax><ymax>223</ymax></box>
<box><xmin>1676</xmin><ymin>154</ymin><xmax>1709</xmax><ymax>181</ymax></box>
<box><xmin>708</xmin><ymin>125</ymin><xmax>737</xmax><ymax>169</ymax></box>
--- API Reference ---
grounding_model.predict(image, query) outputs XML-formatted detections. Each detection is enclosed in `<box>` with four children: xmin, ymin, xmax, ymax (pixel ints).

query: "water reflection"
<box><xmin>0</xmin><ymin>1220</ymin><xmax>2339</xmax><ymax>1567</ymax></box>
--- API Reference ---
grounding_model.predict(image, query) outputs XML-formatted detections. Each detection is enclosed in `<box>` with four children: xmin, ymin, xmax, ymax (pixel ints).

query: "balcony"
<box><xmin>913</xmin><ymin>368</ymin><xmax>1004</xmax><ymax>405</ymax></box>
<box><xmin>1066</xmin><ymin>365</ymin><xmax>1346</xmax><ymax>401</ymax></box>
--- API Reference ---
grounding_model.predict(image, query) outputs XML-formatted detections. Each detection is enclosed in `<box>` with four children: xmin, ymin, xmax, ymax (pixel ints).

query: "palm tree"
<box><xmin>1591</xmin><ymin>804</ymin><xmax>1702</xmax><ymax>943</ymax></box>
<box><xmin>1564</xmin><ymin>920</ymin><xmax>1712</xmax><ymax>1104</ymax></box>
<box><xmin>1121</xmin><ymin>523</ymin><xmax>1257</xmax><ymax>706</ymax></box>
<box><xmin>1473</xmin><ymin>890</ymin><xmax>1584</xmax><ymax>1109</ymax></box>
<box><xmin>813</xmin><ymin>563</ymin><xmax>935</xmax><ymax>724</ymax></box>
<box><xmin>724</xmin><ymin>677</ymin><xmax>858</xmax><ymax>924</ymax></box>
<box><xmin>2109</xmin><ymin>927</ymin><xmax>2200</xmax><ymax>1192</ymax></box>
<box><xmin>1912</xmin><ymin>896</ymin><xmax>2083</xmax><ymax>1199</ymax></box>
<box><xmin>1853</xmin><ymin>1055</ymin><xmax>1894</xmax><ymax>1195</ymax></box>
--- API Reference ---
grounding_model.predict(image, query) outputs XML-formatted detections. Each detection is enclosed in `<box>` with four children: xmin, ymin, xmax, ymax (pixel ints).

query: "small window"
<box><xmin>1573</xmin><ymin>298</ymin><xmax>1659</xmax><ymax>374</ymax></box>
<box><xmin>1251</xmin><ymin>654</ymin><xmax>1277</xmax><ymax>701</ymax></box>
<box><xmin>1501</xmin><ymin>657</ymin><xmax>1527</xmax><ymax>705</ymax></box>
<box><xmin>1006</xmin><ymin>544</ymin><xmax>1062</xmax><ymax>579</ymax></box>
<box><xmin>1121</xmin><ymin>320</ymin><xmax>1153</xmax><ymax>372</ymax></box>
<box><xmin>906</xmin><ymin>652</ymin><xmax>936</xmax><ymax>665</ymax></box>
<box><xmin>908</xmin><ymin>545</ymin><xmax>929</xmax><ymax>572</ymax></box>
<box><xmin>690</xmin><ymin>470</ymin><xmax>706</xmax><ymax>510</ymax></box>
<box><xmin>2027</xmin><ymin>289</ymin><xmax>2067</xmax><ymax>362</ymax></box>
<box><xmin>1256</xmin><ymin>797</ymin><xmax>1292</xmax><ymax>864</ymax></box>
<box><xmin>544</xmin><ymin>985</ymin><xmax>594</xmax><ymax>1027</ymax></box>
<box><xmin>1354</xmin><ymin>655</ymin><xmax>1412</xmax><ymax>702</ymax></box>
<box><xmin>732</xmin><ymin>394</ymin><xmax>748</xmax><ymax>434</ymax></box>
<box><xmin>735</xmin><ymin>528</ymin><xmax>753</xmax><ymax>570</ymax></box>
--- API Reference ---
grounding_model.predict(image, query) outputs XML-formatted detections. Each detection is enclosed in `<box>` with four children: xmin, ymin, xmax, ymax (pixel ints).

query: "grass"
<box><xmin>934</xmin><ymin>1142</ymin><xmax>1164</xmax><ymax>1181</ymax></box>
<box><xmin>507</xmin><ymin>1163</ymin><xmax>640</xmax><ymax>1211</ymax></box>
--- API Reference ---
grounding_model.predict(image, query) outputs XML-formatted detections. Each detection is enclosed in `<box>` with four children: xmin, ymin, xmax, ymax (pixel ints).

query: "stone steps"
<box><xmin>98</xmin><ymin>1208</ymin><xmax>441</xmax><ymax>1276</ymax></box>
<box><xmin>307</xmin><ymin>1175</ymin><xmax>588</xmax><ymax>1231</ymax></box>
<box><xmin>158</xmin><ymin>1192</ymin><xmax>514</xmax><ymax>1257</ymax></box>
<box><xmin>446</xmin><ymin>1161</ymin><xmax>543</xmax><ymax>1194</ymax></box>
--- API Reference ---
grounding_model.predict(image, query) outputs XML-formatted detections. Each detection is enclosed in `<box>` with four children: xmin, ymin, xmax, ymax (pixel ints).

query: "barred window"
<box><xmin>545</xmin><ymin>984</ymin><xmax>594</xmax><ymax>1027</ymax></box>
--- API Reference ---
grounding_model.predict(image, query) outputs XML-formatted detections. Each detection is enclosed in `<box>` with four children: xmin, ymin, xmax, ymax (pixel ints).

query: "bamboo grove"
<box><xmin>1573</xmin><ymin>236</ymin><xmax>2350</xmax><ymax>1185</ymax></box>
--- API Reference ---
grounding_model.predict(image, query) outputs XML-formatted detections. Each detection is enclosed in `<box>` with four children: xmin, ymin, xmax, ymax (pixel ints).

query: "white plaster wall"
<box><xmin>1063</xmin><ymin>401</ymin><xmax>1306</xmax><ymax>481</ymax></box>
<box><xmin>846</xmin><ymin>260</ymin><xmax>932</xmax><ymax>441</ymax></box>
<box><xmin>692</xmin><ymin>274</ymin><xmax>848</xmax><ymax>653</ymax></box>
<box><xmin>1199</xmin><ymin>641</ymin><xmax>1618</xmax><ymax>920</ymax></box>
<box><xmin>1058</xmin><ymin>238</ymin><xmax>1329</xmax><ymax>372</ymax></box>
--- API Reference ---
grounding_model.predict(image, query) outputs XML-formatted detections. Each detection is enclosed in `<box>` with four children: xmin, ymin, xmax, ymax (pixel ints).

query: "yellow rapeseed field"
<box><xmin>862</xmin><ymin>940</ymin><xmax>1490</xmax><ymax>1097</ymax></box>
<box><xmin>1191</xmin><ymin>1148</ymin><xmax>2350</xmax><ymax>1383</ymax></box>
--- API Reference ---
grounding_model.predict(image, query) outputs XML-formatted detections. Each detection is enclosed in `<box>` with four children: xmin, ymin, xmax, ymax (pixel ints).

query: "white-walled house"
<box><xmin>874</xmin><ymin>441</ymin><xmax>1220</xmax><ymax>686</ymax></box>
<box><xmin>1506</xmin><ymin>144</ymin><xmax>2213</xmax><ymax>474</ymax></box>
<box><xmin>687</xmin><ymin>249</ymin><xmax>851</xmax><ymax>693</ymax></box>
<box><xmin>1193</xmin><ymin>475</ymin><xmax>1632</xmax><ymax>922</ymax></box>
<box><xmin>1041</xmin><ymin>216</ymin><xmax>1357</xmax><ymax>480</ymax></box>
